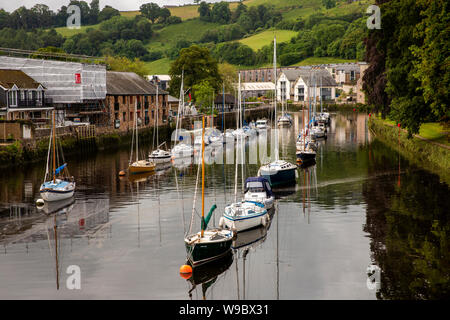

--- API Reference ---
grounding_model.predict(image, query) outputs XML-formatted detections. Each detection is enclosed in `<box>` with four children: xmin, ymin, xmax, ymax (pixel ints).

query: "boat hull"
<box><xmin>40</xmin><ymin>185</ymin><xmax>75</xmax><ymax>202</ymax></box>
<box><xmin>222</xmin><ymin>211</ymin><xmax>269</xmax><ymax>232</ymax></box>
<box><xmin>148</xmin><ymin>155</ymin><xmax>172</xmax><ymax>164</ymax></box>
<box><xmin>296</xmin><ymin>151</ymin><xmax>316</xmax><ymax>163</ymax></box>
<box><xmin>129</xmin><ymin>163</ymin><xmax>155</xmax><ymax>174</ymax></box>
<box><xmin>259</xmin><ymin>167</ymin><xmax>296</xmax><ymax>187</ymax></box>
<box><xmin>185</xmin><ymin>230</ymin><xmax>233</xmax><ymax>266</ymax></box>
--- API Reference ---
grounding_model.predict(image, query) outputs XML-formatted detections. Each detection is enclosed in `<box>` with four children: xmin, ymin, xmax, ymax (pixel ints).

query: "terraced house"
<box><xmin>105</xmin><ymin>71</ymin><xmax>169</xmax><ymax>132</ymax></box>
<box><xmin>0</xmin><ymin>69</ymin><xmax>53</xmax><ymax>123</ymax></box>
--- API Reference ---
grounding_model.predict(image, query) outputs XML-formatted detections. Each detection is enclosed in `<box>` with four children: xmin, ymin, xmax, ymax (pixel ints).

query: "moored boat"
<box><xmin>39</xmin><ymin>111</ymin><xmax>76</xmax><ymax>202</ymax></box>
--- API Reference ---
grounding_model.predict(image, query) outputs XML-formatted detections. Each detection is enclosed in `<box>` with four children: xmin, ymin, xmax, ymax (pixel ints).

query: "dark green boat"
<box><xmin>184</xmin><ymin>116</ymin><xmax>234</xmax><ymax>266</ymax></box>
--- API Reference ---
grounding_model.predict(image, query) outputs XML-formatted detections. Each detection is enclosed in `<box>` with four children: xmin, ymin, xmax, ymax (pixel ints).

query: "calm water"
<box><xmin>0</xmin><ymin>111</ymin><xmax>448</xmax><ymax>300</ymax></box>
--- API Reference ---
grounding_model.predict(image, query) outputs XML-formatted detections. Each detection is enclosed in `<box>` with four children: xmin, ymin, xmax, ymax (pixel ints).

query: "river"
<box><xmin>0</xmin><ymin>111</ymin><xmax>448</xmax><ymax>299</ymax></box>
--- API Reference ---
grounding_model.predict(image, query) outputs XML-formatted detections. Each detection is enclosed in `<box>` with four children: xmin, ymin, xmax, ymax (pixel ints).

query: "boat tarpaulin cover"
<box><xmin>55</xmin><ymin>163</ymin><xmax>67</xmax><ymax>175</ymax></box>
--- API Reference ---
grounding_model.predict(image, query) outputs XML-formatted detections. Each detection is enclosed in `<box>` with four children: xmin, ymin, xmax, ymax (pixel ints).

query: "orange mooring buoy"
<box><xmin>179</xmin><ymin>264</ymin><xmax>192</xmax><ymax>279</ymax></box>
<box><xmin>119</xmin><ymin>170</ymin><xmax>126</xmax><ymax>176</ymax></box>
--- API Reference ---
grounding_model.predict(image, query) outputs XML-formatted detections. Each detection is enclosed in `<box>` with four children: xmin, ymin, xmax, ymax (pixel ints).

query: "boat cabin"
<box><xmin>244</xmin><ymin>177</ymin><xmax>273</xmax><ymax>197</ymax></box>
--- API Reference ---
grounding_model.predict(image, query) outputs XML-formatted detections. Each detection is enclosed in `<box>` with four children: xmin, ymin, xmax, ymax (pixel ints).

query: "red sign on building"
<box><xmin>75</xmin><ymin>73</ymin><xmax>81</xmax><ymax>84</ymax></box>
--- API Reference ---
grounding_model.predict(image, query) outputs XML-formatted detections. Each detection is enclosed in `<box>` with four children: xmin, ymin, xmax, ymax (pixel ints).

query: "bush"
<box><xmin>167</xmin><ymin>16</ymin><xmax>182</xmax><ymax>24</ymax></box>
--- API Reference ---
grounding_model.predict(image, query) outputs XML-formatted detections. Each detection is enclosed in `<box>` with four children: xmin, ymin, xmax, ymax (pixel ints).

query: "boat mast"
<box><xmin>156</xmin><ymin>85</ymin><xmax>159</xmax><ymax>148</ymax></box>
<box><xmin>273</xmin><ymin>35</ymin><xmax>279</xmax><ymax>162</ymax></box>
<box><xmin>135</xmin><ymin>101</ymin><xmax>138</xmax><ymax>163</ymax></box>
<box><xmin>52</xmin><ymin>110</ymin><xmax>56</xmax><ymax>183</ymax></box>
<box><xmin>234</xmin><ymin>74</ymin><xmax>241</xmax><ymax>203</ymax></box>
<box><xmin>201</xmin><ymin>116</ymin><xmax>205</xmax><ymax>238</ymax></box>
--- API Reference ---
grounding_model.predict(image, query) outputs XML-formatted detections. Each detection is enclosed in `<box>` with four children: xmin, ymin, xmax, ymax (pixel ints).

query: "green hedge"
<box><xmin>369</xmin><ymin>117</ymin><xmax>450</xmax><ymax>184</ymax></box>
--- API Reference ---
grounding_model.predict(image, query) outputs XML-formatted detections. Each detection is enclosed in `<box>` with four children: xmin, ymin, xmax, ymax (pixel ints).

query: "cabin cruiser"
<box><xmin>243</xmin><ymin>177</ymin><xmax>275</xmax><ymax>209</ymax></box>
<box><xmin>255</xmin><ymin>119</ymin><xmax>269</xmax><ymax>130</ymax></box>
<box><xmin>277</xmin><ymin>113</ymin><xmax>293</xmax><ymax>127</ymax></box>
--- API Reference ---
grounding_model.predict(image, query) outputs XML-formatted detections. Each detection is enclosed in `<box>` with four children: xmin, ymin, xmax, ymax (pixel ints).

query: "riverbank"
<box><xmin>287</xmin><ymin>103</ymin><xmax>369</xmax><ymax>112</ymax></box>
<box><xmin>0</xmin><ymin>124</ymin><xmax>173</xmax><ymax>168</ymax></box>
<box><xmin>368</xmin><ymin>116</ymin><xmax>450</xmax><ymax>184</ymax></box>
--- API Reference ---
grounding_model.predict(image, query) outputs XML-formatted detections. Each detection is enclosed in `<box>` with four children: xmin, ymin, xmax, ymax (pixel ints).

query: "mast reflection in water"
<box><xmin>0</xmin><ymin>111</ymin><xmax>448</xmax><ymax>299</ymax></box>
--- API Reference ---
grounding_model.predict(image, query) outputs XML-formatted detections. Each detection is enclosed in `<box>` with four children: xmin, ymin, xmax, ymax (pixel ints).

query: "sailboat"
<box><xmin>172</xmin><ymin>72</ymin><xmax>194</xmax><ymax>159</ymax></box>
<box><xmin>277</xmin><ymin>95</ymin><xmax>292</xmax><ymax>127</ymax></box>
<box><xmin>39</xmin><ymin>111</ymin><xmax>76</xmax><ymax>202</ymax></box>
<box><xmin>184</xmin><ymin>116</ymin><xmax>234</xmax><ymax>266</ymax></box>
<box><xmin>296</xmin><ymin>105</ymin><xmax>316</xmax><ymax>165</ymax></box>
<box><xmin>258</xmin><ymin>36</ymin><xmax>297</xmax><ymax>187</ymax></box>
<box><xmin>129</xmin><ymin>101</ymin><xmax>156</xmax><ymax>174</ymax></box>
<box><xmin>220</xmin><ymin>74</ymin><xmax>270</xmax><ymax>232</ymax></box>
<box><xmin>149</xmin><ymin>85</ymin><xmax>172</xmax><ymax>164</ymax></box>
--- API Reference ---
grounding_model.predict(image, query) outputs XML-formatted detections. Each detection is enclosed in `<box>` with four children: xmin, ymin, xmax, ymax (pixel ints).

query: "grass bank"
<box><xmin>369</xmin><ymin>117</ymin><xmax>450</xmax><ymax>184</ymax></box>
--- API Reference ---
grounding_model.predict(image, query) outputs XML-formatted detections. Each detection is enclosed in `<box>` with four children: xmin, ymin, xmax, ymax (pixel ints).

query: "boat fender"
<box><xmin>219</xmin><ymin>217</ymin><xmax>226</xmax><ymax>229</ymax></box>
<box><xmin>261</xmin><ymin>216</ymin><xmax>266</xmax><ymax>227</ymax></box>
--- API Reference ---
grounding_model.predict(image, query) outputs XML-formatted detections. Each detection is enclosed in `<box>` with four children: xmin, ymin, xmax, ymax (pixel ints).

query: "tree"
<box><xmin>158</xmin><ymin>7</ymin><xmax>171</xmax><ymax>23</ymax></box>
<box><xmin>410</xmin><ymin>0</ymin><xmax>449</xmax><ymax>123</ymax></box>
<box><xmin>218</xmin><ymin>62</ymin><xmax>238</xmax><ymax>94</ymax></box>
<box><xmin>198</xmin><ymin>2</ymin><xmax>211</xmax><ymax>22</ymax></box>
<box><xmin>210</xmin><ymin>2</ymin><xmax>231</xmax><ymax>24</ymax></box>
<box><xmin>140</xmin><ymin>2</ymin><xmax>161</xmax><ymax>24</ymax></box>
<box><xmin>168</xmin><ymin>45</ymin><xmax>222</xmax><ymax>100</ymax></box>
<box><xmin>88</xmin><ymin>0</ymin><xmax>99</xmax><ymax>24</ymax></box>
<box><xmin>322</xmin><ymin>0</ymin><xmax>336</xmax><ymax>10</ymax></box>
<box><xmin>192</xmin><ymin>80</ymin><xmax>215</xmax><ymax>112</ymax></box>
<box><xmin>98</xmin><ymin>5</ymin><xmax>120</xmax><ymax>22</ymax></box>
<box><xmin>105</xmin><ymin>56</ymin><xmax>150</xmax><ymax>78</ymax></box>
<box><xmin>231</xmin><ymin>2</ymin><xmax>247</xmax><ymax>23</ymax></box>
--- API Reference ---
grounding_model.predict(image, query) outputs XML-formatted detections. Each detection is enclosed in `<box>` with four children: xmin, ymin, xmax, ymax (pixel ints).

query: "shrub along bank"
<box><xmin>369</xmin><ymin>117</ymin><xmax>450</xmax><ymax>184</ymax></box>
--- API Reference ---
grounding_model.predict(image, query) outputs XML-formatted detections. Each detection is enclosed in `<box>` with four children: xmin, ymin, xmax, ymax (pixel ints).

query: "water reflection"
<box><xmin>0</xmin><ymin>111</ymin><xmax>448</xmax><ymax>299</ymax></box>
<box><xmin>362</xmin><ymin>140</ymin><xmax>450</xmax><ymax>299</ymax></box>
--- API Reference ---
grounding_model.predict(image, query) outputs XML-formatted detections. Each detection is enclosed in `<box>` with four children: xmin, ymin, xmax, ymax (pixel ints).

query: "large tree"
<box><xmin>140</xmin><ymin>2</ymin><xmax>161</xmax><ymax>24</ymax></box>
<box><xmin>168</xmin><ymin>45</ymin><xmax>222</xmax><ymax>102</ymax></box>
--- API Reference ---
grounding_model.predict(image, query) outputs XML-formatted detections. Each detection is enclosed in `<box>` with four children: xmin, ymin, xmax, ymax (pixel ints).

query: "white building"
<box><xmin>277</xmin><ymin>68</ymin><xmax>337</xmax><ymax>103</ymax></box>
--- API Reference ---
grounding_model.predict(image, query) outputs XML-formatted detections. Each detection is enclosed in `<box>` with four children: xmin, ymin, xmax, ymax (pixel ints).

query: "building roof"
<box><xmin>0</xmin><ymin>69</ymin><xmax>44</xmax><ymax>90</ymax></box>
<box><xmin>282</xmin><ymin>69</ymin><xmax>304</xmax><ymax>82</ymax></box>
<box><xmin>240</xmin><ymin>82</ymin><xmax>275</xmax><ymax>91</ymax></box>
<box><xmin>107</xmin><ymin>71</ymin><xmax>167</xmax><ymax>95</ymax></box>
<box><xmin>167</xmin><ymin>95</ymin><xmax>179</xmax><ymax>102</ymax></box>
<box><xmin>279</xmin><ymin>69</ymin><xmax>337</xmax><ymax>87</ymax></box>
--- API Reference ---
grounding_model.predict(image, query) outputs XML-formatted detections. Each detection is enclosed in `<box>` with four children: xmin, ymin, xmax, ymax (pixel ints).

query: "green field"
<box><xmin>292</xmin><ymin>57</ymin><xmax>356</xmax><ymax>66</ymax></box>
<box><xmin>144</xmin><ymin>58</ymin><xmax>172</xmax><ymax>75</ymax></box>
<box><xmin>54</xmin><ymin>24</ymin><xmax>100</xmax><ymax>37</ymax></box>
<box><xmin>238</xmin><ymin>29</ymin><xmax>297</xmax><ymax>51</ymax></box>
<box><xmin>146</xmin><ymin>19</ymin><xmax>220</xmax><ymax>51</ymax></box>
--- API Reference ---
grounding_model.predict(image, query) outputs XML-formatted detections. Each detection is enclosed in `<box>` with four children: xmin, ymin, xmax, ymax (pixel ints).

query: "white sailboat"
<box><xmin>39</xmin><ymin>111</ymin><xmax>76</xmax><ymax>202</ymax></box>
<box><xmin>129</xmin><ymin>101</ymin><xmax>156</xmax><ymax>174</ymax></box>
<box><xmin>258</xmin><ymin>36</ymin><xmax>297</xmax><ymax>187</ymax></box>
<box><xmin>149</xmin><ymin>85</ymin><xmax>172</xmax><ymax>164</ymax></box>
<box><xmin>172</xmin><ymin>71</ymin><xmax>194</xmax><ymax>159</ymax></box>
<box><xmin>219</xmin><ymin>74</ymin><xmax>270</xmax><ymax>233</ymax></box>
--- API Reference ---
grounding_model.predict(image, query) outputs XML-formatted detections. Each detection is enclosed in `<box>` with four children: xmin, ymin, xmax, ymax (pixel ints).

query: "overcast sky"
<box><xmin>1</xmin><ymin>0</ymin><xmax>233</xmax><ymax>12</ymax></box>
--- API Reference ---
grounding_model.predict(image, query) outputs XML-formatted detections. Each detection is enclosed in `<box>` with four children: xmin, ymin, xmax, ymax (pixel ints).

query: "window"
<box><xmin>21</xmin><ymin>90</ymin><xmax>25</xmax><ymax>100</ymax></box>
<box><xmin>350</xmin><ymin>71</ymin><xmax>355</xmax><ymax>81</ymax></box>
<box><xmin>122</xmin><ymin>95</ymin><xmax>125</xmax><ymax>104</ymax></box>
<box><xmin>130</xmin><ymin>96</ymin><xmax>133</xmax><ymax>104</ymax></box>
<box><xmin>123</xmin><ymin>112</ymin><xmax>126</xmax><ymax>121</ymax></box>
<box><xmin>8</xmin><ymin>90</ymin><xmax>17</xmax><ymax>106</ymax></box>
<box><xmin>298</xmin><ymin>86</ymin><xmax>304</xmax><ymax>101</ymax></box>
